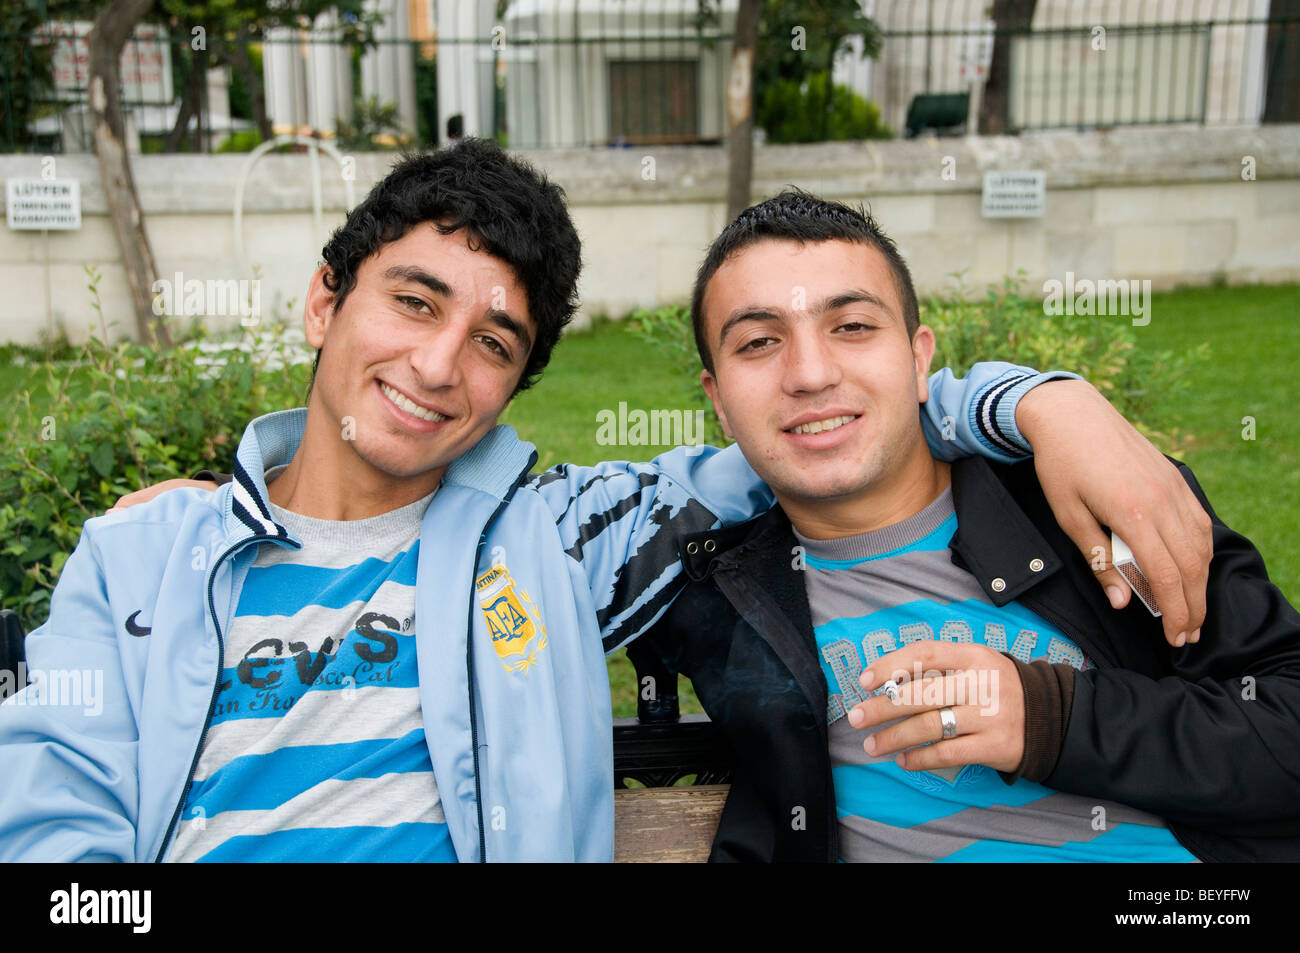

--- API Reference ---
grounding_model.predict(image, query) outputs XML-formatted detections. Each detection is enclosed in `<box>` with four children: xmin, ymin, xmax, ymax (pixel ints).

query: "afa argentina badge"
<box><xmin>475</xmin><ymin>563</ymin><xmax>548</xmax><ymax>673</ymax></box>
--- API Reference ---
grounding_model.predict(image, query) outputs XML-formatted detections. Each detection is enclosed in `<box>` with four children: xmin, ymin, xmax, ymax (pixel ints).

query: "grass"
<box><xmin>1133</xmin><ymin>283</ymin><xmax>1299</xmax><ymax>601</ymax></box>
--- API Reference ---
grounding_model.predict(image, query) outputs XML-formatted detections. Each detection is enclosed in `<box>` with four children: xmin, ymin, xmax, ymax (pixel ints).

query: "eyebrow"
<box><xmin>384</xmin><ymin>264</ymin><xmax>534</xmax><ymax>357</ymax></box>
<box><xmin>821</xmin><ymin>289</ymin><xmax>896</xmax><ymax>319</ymax></box>
<box><xmin>716</xmin><ymin>288</ymin><xmax>897</xmax><ymax>348</ymax></box>
<box><xmin>487</xmin><ymin>312</ymin><xmax>533</xmax><ymax>355</ymax></box>
<box><xmin>383</xmin><ymin>265</ymin><xmax>452</xmax><ymax>299</ymax></box>
<box><xmin>717</xmin><ymin>308</ymin><xmax>782</xmax><ymax>349</ymax></box>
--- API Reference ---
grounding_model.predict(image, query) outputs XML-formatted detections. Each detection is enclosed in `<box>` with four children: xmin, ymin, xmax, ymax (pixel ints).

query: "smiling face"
<box><xmin>303</xmin><ymin>223</ymin><xmax>533</xmax><ymax>491</ymax></box>
<box><xmin>699</xmin><ymin>239</ymin><xmax>940</xmax><ymax>531</ymax></box>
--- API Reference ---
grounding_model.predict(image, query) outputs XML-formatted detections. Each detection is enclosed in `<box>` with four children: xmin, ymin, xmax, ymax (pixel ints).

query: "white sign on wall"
<box><xmin>981</xmin><ymin>171</ymin><xmax>1046</xmax><ymax>218</ymax></box>
<box><xmin>7</xmin><ymin>179</ymin><xmax>82</xmax><ymax>231</ymax></box>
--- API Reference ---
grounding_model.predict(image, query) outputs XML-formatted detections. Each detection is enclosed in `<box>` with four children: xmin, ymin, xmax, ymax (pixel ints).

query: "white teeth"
<box><xmin>790</xmin><ymin>415</ymin><xmax>857</xmax><ymax>435</ymax></box>
<box><xmin>381</xmin><ymin>383</ymin><xmax>447</xmax><ymax>423</ymax></box>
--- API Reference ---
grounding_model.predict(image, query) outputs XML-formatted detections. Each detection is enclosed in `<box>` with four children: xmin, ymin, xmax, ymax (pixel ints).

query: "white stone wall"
<box><xmin>1</xmin><ymin>125</ymin><xmax>1296</xmax><ymax>345</ymax></box>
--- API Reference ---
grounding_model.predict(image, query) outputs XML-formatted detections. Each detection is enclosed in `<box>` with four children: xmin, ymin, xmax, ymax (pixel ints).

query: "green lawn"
<box><xmin>1135</xmin><ymin>284</ymin><xmax>1299</xmax><ymax>603</ymax></box>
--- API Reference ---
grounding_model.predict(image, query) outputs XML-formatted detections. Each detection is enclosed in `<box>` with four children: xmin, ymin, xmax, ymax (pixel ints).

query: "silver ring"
<box><xmin>939</xmin><ymin>707</ymin><xmax>958</xmax><ymax>740</ymax></box>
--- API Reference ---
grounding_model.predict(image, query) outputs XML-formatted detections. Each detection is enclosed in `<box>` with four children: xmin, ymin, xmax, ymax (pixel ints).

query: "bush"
<box><xmin>923</xmin><ymin>273</ymin><xmax>1209</xmax><ymax>454</ymax></box>
<box><xmin>0</xmin><ymin>267</ymin><xmax>314</xmax><ymax>632</ymax></box>
<box><xmin>758</xmin><ymin>73</ymin><xmax>893</xmax><ymax>144</ymax></box>
<box><xmin>337</xmin><ymin>96</ymin><xmax>411</xmax><ymax>151</ymax></box>
<box><xmin>215</xmin><ymin>128</ymin><xmax>264</xmax><ymax>153</ymax></box>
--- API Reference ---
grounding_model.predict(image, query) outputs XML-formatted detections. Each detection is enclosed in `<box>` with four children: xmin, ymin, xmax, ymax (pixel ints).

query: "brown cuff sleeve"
<box><xmin>997</xmin><ymin>655</ymin><xmax>1076</xmax><ymax>786</ymax></box>
<box><xmin>191</xmin><ymin>470</ymin><xmax>233</xmax><ymax>485</ymax></box>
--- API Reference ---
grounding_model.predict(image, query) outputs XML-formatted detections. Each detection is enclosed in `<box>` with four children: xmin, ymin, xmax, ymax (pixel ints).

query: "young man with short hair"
<box><xmin>642</xmin><ymin>190</ymin><xmax>1300</xmax><ymax>861</ymax></box>
<box><xmin>0</xmin><ymin>145</ymin><xmax>1217</xmax><ymax>862</ymax></box>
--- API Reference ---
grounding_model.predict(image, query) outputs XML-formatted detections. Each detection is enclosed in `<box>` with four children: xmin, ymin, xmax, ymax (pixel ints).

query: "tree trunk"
<box><xmin>978</xmin><ymin>0</ymin><xmax>1037</xmax><ymax>135</ymax></box>
<box><xmin>725</xmin><ymin>0</ymin><xmax>762</xmax><ymax>223</ymax></box>
<box><xmin>88</xmin><ymin>0</ymin><xmax>172</xmax><ymax>347</ymax></box>
<box><xmin>1263</xmin><ymin>0</ymin><xmax>1300</xmax><ymax>123</ymax></box>
<box><xmin>230</xmin><ymin>25</ymin><xmax>272</xmax><ymax>142</ymax></box>
<box><xmin>164</xmin><ymin>32</ymin><xmax>204</xmax><ymax>153</ymax></box>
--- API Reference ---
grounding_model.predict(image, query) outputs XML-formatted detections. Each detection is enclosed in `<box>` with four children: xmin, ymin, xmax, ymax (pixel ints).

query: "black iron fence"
<box><xmin>1</xmin><ymin>0</ymin><xmax>1296</xmax><ymax>154</ymax></box>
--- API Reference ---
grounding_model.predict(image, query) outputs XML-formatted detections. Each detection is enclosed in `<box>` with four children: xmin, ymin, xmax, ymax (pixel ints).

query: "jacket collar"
<box><xmin>680</xmin><ymin>455</ymin><xmax>1064</xmax><ymax>607</ymax></box>
<box><xmin>443</xmin><ymin>423</ymin><xmax>538</xmax><ymax>501</ymax></box>
<box><xmin>225</xmin><ymin>408</ymin><xmax>537</xmax><ymax>544</ymax></box>
<box><xmin>227</xmin><ymin>409</ymin><xmax>302</xmax><ymax>542</ymax></box>
<box><xmin>948</xmin><ymin>456</ymin><xmax>1065</xmax><ymax>605</ymax></box>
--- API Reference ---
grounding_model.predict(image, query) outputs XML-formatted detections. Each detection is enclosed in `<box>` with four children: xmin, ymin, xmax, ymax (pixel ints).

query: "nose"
<box><xmin>408</xmin><ymin>315</ymin><xmax>467</xmax><ymax>391</ymax></box>
<box><xmin>782</xmin><ymin>323</ymin><xmax>842</xmax><ymax>396</ymax></box>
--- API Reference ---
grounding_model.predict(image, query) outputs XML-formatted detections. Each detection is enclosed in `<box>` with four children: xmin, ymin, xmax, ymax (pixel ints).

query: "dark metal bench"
<box><xmin>612</xmin><ymin>636</ymin><xmax>733</xmax><ymax>861</ymax></box>
<box><xmin>0</xmin><ymin>610</ymin><xmax>24</xmax><ymax>692</ymax></box>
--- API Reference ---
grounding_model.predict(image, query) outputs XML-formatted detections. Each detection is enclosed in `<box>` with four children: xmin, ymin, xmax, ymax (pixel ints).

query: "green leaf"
<box><xmin>19</xmin><ymin>538</ymin><xmax>56</xmax><ymax>565</ymax></box>
<box><xmin>90</xmin><ymin>441</ymin><xmax>115</xmax><ymax>479</ymax></box>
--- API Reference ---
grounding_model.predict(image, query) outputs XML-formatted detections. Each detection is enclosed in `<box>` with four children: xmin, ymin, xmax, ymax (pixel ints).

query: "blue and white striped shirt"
<box><xmin>170</xmin><ymin>482</ymin><xmax>454</xmax><ymax>862</ymax></box>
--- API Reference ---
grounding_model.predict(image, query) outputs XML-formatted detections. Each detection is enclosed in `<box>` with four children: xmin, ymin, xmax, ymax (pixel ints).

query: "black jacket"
<box><xmin>640</xmin><ymin>455</ymin><xmax>1300</xmax><ymax>862</ymax></box>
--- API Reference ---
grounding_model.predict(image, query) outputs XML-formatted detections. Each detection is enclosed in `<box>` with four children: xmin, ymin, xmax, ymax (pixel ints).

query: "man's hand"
<box><xmin>847</xmin><ymin>642</ymin><xmax>1024</xmax><ymax>775</ymax></box>
<box><xmin>108</xmin><ymin>479</ymin><xmax>219</xmax><ymax>513</ymax></box>
<box><xmin>1016</xmin><ymin>378</ymin><xmax>1212</xmax><ymax>647</ymax></box>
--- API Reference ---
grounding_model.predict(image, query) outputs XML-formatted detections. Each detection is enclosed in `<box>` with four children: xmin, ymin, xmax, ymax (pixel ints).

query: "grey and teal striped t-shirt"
<box><xmin>795</xmin><ymin>485</ymin><xmax>1196</xmax><ymax>862</ymax></box>
<box><xmin>169</xmin><ymin>475</ymin><xmax>454</xmax><ymax>862</ymax></box>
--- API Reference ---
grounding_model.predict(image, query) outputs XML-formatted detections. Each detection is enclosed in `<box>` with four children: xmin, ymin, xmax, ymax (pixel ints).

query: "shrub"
<box><xmin>0</xmin><ymin>267</ymin><xmax>313</xmax><ymax>632</ymax></box>
<box><xmin>758</xmin><ymin>73</ymin><xmax>893</xmax><ymax>144</ymax></box>
<box><xmin>923</xmin><ymin>273</ymin><xmax>1209</xmax><ymax>454</ymax></box>
<box><xmin>336</xmin><ymin>96</ymin><xmax>411</xmax><ymax>151</ymax></box>
<box><xmin>215</xmin><ymin>128</ymin><xmax>264</xmax><ymax>153</ymax></box>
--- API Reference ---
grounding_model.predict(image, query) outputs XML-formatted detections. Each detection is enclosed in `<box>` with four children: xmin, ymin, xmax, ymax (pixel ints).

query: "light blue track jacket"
<box><xmin>0</xmin><ymin>364</ymin><xmax>1067</xmax><ymax>862</ymax></box>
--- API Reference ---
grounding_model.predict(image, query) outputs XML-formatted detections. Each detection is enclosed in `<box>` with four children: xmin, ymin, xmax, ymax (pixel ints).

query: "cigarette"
<box><xmin>882</xmin><ymin>679</ymin><xmax>900</xmax><ymax>702</ymax></box>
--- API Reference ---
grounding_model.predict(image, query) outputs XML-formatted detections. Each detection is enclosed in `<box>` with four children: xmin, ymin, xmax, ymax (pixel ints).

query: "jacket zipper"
<box><xmin>153</xmin><ymin>533</ymin><xmax>287</xmax><ymax>862</ymax></box>
<box><xmin>465</xmin><ymin>456</ymin><xmax>535</xmax><ymax>863</ymax></box>
<box><xmin>465</xmin><ymin>494</ymin><xmax>519</xmax><ymax>863</ymax></box>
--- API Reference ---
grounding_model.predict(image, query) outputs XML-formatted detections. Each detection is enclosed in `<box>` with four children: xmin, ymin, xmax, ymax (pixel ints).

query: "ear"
<box><xmin>911</xmin><ymin>325</ymin><xmax>937</xmax><ymax>405</ymax></box>
<box><xmin>700</xmin><ymin>368</ymin><xmax>734</xmax><ymax>441</ymax></box>
<box><xmin>304</xmin><ymin>265</ymin><xmax>336</xmax><ymax>350</ymax></box>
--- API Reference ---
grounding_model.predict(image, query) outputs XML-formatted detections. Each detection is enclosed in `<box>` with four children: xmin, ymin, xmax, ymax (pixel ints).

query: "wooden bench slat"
<box><xmin>613</xmin><ymin>784</ymin><xmax>729</xmax><ymax>863</ymax></box>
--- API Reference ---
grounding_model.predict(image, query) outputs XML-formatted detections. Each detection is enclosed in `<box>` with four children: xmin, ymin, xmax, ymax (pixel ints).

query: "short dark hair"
<box><xmin>316</xmin><ymin>138</ymin><xmax>581</xmax><ymax>395</ymax></box>
<box><xmin>689</xmin><ymin>189</ymin><xmax>919</xmax><ymax>375</ymax></box>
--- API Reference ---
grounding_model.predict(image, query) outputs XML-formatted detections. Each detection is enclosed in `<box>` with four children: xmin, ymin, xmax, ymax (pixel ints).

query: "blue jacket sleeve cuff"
<box><xmin>978</xmin><ymin>370</ymin><xmax>1084</xmax><ymax>459</ymax></box>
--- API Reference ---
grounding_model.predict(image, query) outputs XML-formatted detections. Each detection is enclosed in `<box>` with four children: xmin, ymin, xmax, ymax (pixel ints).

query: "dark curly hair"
<box><xmin>689</xmin><ymin>189</ymin><xmax>919</xmax><ymax>375</ymax></box>
<box><xmin>316</xmin><ymin>138</ymin><xmax>582</xmax><ymax>395</ymax></box>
